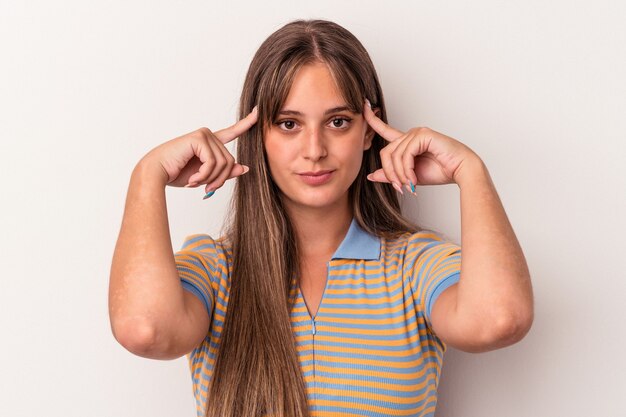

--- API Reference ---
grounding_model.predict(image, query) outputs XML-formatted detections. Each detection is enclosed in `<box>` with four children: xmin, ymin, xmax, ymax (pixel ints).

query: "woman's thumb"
<box><xmin>230</xmin><ymin>164</ymin><xmax>250</xmax><ymax>178</ymax></box>
<box><xmin>366</xmin><ymin>169</ymin><xmax>389</xmax><ymax>183</ymax></box>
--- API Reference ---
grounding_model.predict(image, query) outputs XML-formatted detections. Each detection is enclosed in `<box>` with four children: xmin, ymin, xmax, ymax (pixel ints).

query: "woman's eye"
<box><xmin>330</xmin><ymin>117</ymin><xmax>351</xmax><ymax>128</ymax></box>
<box><xmin>278</xmin><ymin>120</ymin><xmax>297</xmax><ymax>130</ymax></box>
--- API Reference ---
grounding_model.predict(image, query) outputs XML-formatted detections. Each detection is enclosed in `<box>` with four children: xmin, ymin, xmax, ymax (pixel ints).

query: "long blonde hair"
<box><xmin>208</xmin><ymin>19</ymin><xmax>422</xmax><ymax>417</ymax></box>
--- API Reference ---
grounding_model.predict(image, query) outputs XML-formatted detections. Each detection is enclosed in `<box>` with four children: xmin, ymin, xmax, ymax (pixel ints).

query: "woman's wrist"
<box><xmin>454</xmin><ymin>154</ymin><xmax>490</xmax><ymax>189</ymax></box>
<box><xmin>133</xmin><ymin>155</ymin><xmax>169</xmax><ymax>189</ymax></box>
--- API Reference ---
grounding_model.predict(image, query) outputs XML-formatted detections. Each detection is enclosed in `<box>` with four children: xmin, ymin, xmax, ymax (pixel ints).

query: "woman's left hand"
<box><xmin>363</xmin><ymin>100</ymin><xmax>480</xmax><ymax>193</ymax></box>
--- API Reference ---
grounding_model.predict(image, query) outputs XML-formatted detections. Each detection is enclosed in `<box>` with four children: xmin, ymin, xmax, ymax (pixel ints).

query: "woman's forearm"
<box><xmin>454</xmin><ymin>156</ymin><xmax>534</xmax><ymax>344</ymax></box>
<box><xmin>108</xmin><ymin>160</ymin><xmax>187</xmax><ymax>353</ymax></box>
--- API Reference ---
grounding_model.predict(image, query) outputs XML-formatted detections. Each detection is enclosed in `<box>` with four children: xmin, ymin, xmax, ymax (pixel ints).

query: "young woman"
<box><xmin>109</xmin><ymin>19</ymin><xmax>533</xmax><ymax>417</ymax></box>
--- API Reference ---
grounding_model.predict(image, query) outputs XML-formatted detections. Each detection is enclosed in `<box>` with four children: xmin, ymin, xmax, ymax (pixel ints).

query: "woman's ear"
<box><xmin>363</xmin><ymin>108</ymin><xmax>381</xmax><ymax>150</ymax></box>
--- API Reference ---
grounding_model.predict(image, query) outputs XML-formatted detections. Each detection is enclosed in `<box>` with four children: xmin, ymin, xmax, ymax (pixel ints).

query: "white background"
<box><xmin>1</xmin><ymin>1</ymin><xmax>624</xmax><ymax>416</ymax></box>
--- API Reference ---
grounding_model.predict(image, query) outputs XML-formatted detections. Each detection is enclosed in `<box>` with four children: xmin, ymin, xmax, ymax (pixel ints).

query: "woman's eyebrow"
<box><xmin>278</xmin><ymin>106</ymin><xmax>354</xmax><ymax>116</ymax></box>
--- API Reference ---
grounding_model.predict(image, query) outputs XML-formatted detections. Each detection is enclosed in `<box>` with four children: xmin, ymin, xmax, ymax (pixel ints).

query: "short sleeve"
<box><xmin>174</xmin><ymin>234</ymin><xmax>225</xmax><ymax>318</ymax></box>
<box><xmin>408</xmin><ymin>234</ymin><xmax>462</xmax><ymax>330</ymax></box>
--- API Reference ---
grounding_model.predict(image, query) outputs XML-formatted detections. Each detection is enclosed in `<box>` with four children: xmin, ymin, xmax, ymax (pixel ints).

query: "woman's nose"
<box><xmin>302</xmin><ymin>128</ymin><xmax>328</xmax><ymax>161</ymax></box>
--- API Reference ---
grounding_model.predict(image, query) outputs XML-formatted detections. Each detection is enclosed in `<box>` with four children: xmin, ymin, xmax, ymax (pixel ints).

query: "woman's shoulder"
<box><xmin>177</xmin><ymin>233</ymin><xmax>233</xmax><ymax>258</ymax></box>
<box><xmin>384</xmin><ymin>228</ymin><xmax>460</xmax><ymax>258</ymax></box>
<box><xmin>382</xmin><ymin>229</ymin><xmax>461</xmax><ymax>291</ymax></box>
<box><xmin>385</xmin><ymin>228</ymin><xmax>451</xmax><ymax>246</ymax></box>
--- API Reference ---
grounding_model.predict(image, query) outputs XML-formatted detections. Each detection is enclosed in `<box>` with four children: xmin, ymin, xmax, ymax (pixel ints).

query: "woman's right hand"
<box><xmin>138</xmin><ymin>107</ymin><xmax>258</xmax><ymax>193</ymax></box>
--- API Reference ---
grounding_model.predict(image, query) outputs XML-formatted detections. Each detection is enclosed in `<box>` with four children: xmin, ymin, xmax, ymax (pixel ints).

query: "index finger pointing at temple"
<box><xmin>363</xmin><ymin>100</ymin><xmax>404</xmax><ymax>142</ymax></box>
<box><xmin>213</xmin><ymin>106</ymin><xmax>259</xmax><ymax>144</ymax></box>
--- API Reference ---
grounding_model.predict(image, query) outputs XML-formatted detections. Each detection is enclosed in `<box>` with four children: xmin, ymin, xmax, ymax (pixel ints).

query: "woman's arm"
<box><xmin>362</xmin><ymin>102</ymin><xmax>534</xmax><ymax>352</ymax></box>
<box><xmin>430</xmin><ymin>156</ymin><xmax>534</xmax><ymax>353</ymax></box>
<box><xmin>109</xmin><ymin>112</ymin><xmax>256</xmax><ymax>359</ymax></box>
<box><xmin>108</xmin><ymin>160</ymin><xmax>209</xmax><ymax>359</ymax></box>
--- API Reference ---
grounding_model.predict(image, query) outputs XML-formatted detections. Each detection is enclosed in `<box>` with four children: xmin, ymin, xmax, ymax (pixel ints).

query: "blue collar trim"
<box><xmin>331</xmin><ymin>218</ymin><xmax>381</xmax><ymax>261</ymax></box>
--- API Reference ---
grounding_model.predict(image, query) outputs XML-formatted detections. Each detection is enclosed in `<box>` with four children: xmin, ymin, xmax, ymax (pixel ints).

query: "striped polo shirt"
<box><xmin>175</xmin><ymin>217</ymin><xmax>462</xmax><ymax>417</ymax></box>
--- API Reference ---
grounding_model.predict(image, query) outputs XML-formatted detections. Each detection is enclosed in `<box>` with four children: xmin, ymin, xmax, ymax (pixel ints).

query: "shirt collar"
<box><xmin>331</xmin><ymin>217</ymin><xmax>381</xmax><ymax>261</ymax></box>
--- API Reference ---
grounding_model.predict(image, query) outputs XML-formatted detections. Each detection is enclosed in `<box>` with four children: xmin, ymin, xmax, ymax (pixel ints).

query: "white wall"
<box><xmin>1</xmin><ymin>1</ymin><xmax>624</xmax><ymax>416</ymax></box>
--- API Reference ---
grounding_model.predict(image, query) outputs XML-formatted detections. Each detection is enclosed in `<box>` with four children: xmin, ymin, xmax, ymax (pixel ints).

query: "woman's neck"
<box><xmin>285</xmin><ymin>199</ymin><xmax>352</xmax><ymax>259</ymax></box>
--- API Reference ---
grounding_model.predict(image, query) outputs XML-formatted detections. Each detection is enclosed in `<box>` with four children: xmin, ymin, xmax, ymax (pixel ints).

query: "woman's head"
<box><xmin>263</xmin><ymin>61</ymin><xmax>374</xmax><ymax>213</ymax></box>
<box><xmin>236</xmin><ymin>19</ymin><xmax>393</xmax><ymax>217</ymax></box>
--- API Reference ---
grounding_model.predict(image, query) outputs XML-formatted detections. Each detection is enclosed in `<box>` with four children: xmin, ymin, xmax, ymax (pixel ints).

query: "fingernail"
<box><xmin>392</xmin><ymin>182</ymin><xmax>404</xmax><ymax>195</ymax></box>
<box><xmin>365</xmin><ymin>99</ymin><xmax>372</xmax><ymax>109</ymax></box>
<box><xmin>251</xmin><ymin>105</ymin><xmax>258</xmax><ymax>115</ymax></box>
<box><xmin>203</xmin><ymin>190</ymin><xmax>215</xmax><ymax>200</ymax></box>
<box><xmin>406</xmin><ymin>181</ymin><xmax>417</xmax><ymax>196</ymax></box>
<box><xmin>241</xmin><ymin>165</ymin><xmax>250</xmax><ymax>174</ymax></box>
<box><xmin>366</xmin><ymin>173</ymin><xmax>374</xmax><ymax>181</ymax></box>
<box><xmin>184</xmin><ymin>182</ymin><xmax>197</xmax><ymax>188</ymax></box>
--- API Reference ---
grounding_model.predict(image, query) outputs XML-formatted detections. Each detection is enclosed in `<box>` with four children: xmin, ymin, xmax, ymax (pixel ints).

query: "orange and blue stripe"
<box><xmin>175</xmin><ymin>218</ymin><xmax>461</xmax><ymax>417</ymax></box>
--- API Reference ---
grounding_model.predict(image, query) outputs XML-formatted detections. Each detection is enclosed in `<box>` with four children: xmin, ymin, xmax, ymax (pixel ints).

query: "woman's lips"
<box><xmin>298</xmin><ymin>170</ymin><xmax>335</xmax><ymax>185</ymax></box>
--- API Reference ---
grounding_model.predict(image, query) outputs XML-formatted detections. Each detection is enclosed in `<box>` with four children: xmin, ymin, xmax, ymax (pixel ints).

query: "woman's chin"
<box><xmin>282</xmin><ymin>189</ymin><xmax>344</xmax><ymax>210</ymax></box>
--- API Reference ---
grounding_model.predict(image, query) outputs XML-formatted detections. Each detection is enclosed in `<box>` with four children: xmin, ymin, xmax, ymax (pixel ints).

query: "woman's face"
<box><xmin>263</xmin><ymin>62</ymin><xmax>373</xmax><ymax>212</ymax></box>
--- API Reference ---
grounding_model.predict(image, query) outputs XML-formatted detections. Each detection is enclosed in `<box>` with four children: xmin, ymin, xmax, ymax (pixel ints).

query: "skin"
<box><xmin>263</xmin><ymin>62</ymin><xmax>376</xmax><ymax>258</ymax></box>
<box><xmin>109</xmin><ymin>60</ymin><xmax>533</xmax><ymax>359</ymax></box>
<box><xmin>108</xmin><ymin>112</ymin><xmax>260</xmax><ymax>360</ymax></box>
<box><xmin>261</xmin><ymin>62</ymin><xmax>533</xmax><ymax>351</ymax></box>
<box><xmin>261</xmin><ymin>62</ymin><xmax>380</xmax><ymax>315</ymax></box>
<box><xmin>362</xmin><ymin>103</ymin><xmax>534</xmax><ymax>352</ymax></box>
